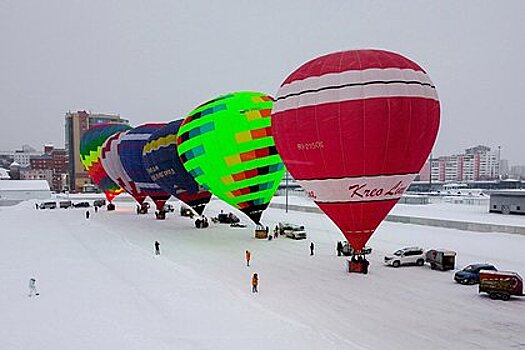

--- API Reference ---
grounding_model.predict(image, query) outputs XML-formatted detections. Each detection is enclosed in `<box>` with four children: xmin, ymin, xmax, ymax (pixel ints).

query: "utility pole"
<box><xmin>429</xmin><ymin>153</ymin><xmax>432</xmax><ymax>192</ymax></box>
<box><xmin>497</xmin><ymin>145</ymin><xmax>501</xmax><ymax>179</ymax></box>
<box><xmin>285</xmin><ymin>169</ymin><xmax>289</xmax><ymax>213</ymax></box>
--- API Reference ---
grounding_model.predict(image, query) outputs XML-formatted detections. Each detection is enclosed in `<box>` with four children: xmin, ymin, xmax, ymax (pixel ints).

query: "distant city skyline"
<box><xmin>1</xmin><ymin>1</ymin><xmax>524</xmax><ymax>163</ymax></box>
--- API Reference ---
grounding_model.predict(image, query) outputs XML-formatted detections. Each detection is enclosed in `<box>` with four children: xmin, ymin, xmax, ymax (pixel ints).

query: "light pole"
<box><xmin>285</xmin><ymin>169</ymin><xmax>289</xmax><ymax>213</ymax></box>
<box><xmin>429</xmin><ymin>153</ymin><xmax>432</xmax><ymax>192</ymax></box>
<box><xmin>497</xmin><ymin>145</ymin><xmax>501</xmax><ymax>179</ymax></box>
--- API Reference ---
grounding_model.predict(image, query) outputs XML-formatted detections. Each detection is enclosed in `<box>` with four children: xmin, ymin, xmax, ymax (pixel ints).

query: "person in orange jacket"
<box><xmin>251</xmin><ymin>273</ymin><xmax>258</xmax><ymax>293</ymax></box>
<box><xmin>245</xmin><ymin>250</ymin><xmax>251</xmax><ymax>267</ymax></box>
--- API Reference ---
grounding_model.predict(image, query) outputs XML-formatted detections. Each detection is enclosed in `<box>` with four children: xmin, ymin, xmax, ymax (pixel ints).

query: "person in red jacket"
<box><xmin>245</xmin><ymin>250</ymin><xmax>251</xmax><ymax>267</ymax></box>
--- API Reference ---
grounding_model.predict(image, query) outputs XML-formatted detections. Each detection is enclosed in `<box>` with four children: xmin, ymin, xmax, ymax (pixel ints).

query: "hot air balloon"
<box><xmin>143</xmin><ymin>120</ymin><xmax>212</xmax><ymax>215</ymax></box>
<box><xmin>271</xmin><ymin>49</ymin><xmax>440</xmax><ymax>252</ymax></box>
<box><xmin>118</xmin><ymin>124</ymin><xmax>171</xmax><ymax>211</ymax></box>
<box><xmin>79</xmin><ymin>123</ymin><xmax>132</xmax><ymax>202</ymax></box>
<box><xmin>176</xmin><ymin>92</ymin><xmax>285</xmax><ymax>224</ymax></box>
<box><xmin>100</xmin><ymin>131</ymin><xmax>147</xmax><ymax>205</ymax></box>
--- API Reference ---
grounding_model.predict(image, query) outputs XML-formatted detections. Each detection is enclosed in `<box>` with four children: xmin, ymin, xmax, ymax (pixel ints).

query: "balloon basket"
<box><xmin>346</xmin><ymin>257</ymin><xmax>370</xmax><ymax>274</ymax></box>
<box><xmin>254</xmin><ymin>229</ymin><xmax>268</xmax><ymax>239</ymax></box>
<box><xmin>107</xmin><ymin>203</ymin><xmax>115</xmax><ymax>211</ymax></box>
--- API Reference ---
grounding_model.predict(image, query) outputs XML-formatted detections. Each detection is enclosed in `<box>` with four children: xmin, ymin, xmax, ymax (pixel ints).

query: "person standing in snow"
<box><xmin>94</xmin><ymin>205</ymin><xmax>98</xmax><ymax>213</ymax></box>
<box><xmin>28</xmin><ymin>278</ymin><xmax>39</xmax><ymax>297</ymax></box>
<box><xmin>85</xmin><ymin>210</ymin><xmax>90</xmax><ymax>219</ymax></box>
<box><xmin>155</xmin><ymin>241</ymin><xmax>161</xmax><ymax>256</ymax></box>
<box><xmin>245</xmin><ymin>250</ymin><xmax>251</xmax><ymax>267</ymax></box>
<box><xmin>251</xmin><ymin>273</ymin><xmax>258</xmax><ymax>293</ymax></box>
<box><xmin>35</xmin><ymin>203</ymin><xmax>39</xmax><ymax>210</ymax></box>
<box><xmin>337</xmin><ymin>241</ymin><xmax>343</xmax><ymax>256</ymax></box>
<box><xmin>310</xmin><ymin>242</ymin><xmax>315</xmax><ymax>256</ymax></box>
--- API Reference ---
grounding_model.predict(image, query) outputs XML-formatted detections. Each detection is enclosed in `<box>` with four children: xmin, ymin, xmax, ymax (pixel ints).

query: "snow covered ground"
<box><xmin>272</xmin><ymin>194</ymin><xmax>525</xmax><ymax>227</ymax></box>
<box><xmin>1</xmin><ymin>199</ymin><xmax>524</xmax><ymax>350</ymax></box>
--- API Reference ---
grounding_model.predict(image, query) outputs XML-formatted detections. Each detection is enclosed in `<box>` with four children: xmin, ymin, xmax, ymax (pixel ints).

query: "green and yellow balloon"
<box><xmin>176</xmin><ymin>92</ymin><xmax>285</xmax><ymax>224</ymax></box>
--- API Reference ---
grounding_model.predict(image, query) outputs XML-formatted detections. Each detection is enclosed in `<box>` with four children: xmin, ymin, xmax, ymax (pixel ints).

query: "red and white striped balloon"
<box><xmin>271</xmin><ymin>49</ymin><xmax>440</xmax><ymax>251</ymax></box>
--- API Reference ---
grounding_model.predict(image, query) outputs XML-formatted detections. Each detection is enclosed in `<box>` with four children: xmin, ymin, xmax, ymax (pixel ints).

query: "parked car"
<box><xmin>454</xmin><ymin>264</ymin><xmax>497</xmax><ymax>285</ymax></box>
<box><xmin>341</xmin><ymin>242</ymin><xmax>372</xmax><ymax>256</ymax></box>
<box><xmin>93</xmin><ymin>199</ymin><xmax>106</xmax><ymax>207</ymax></box>
<box><xmin>39</xmin><ymin>201</ymin><xmax>57</xmax><ymax>209</ymax></box>
<box><xmin>479</xmin><ymin>270</ymin><xmax>523</xmax><ymax>301</ymax></box>
<box><xmin>180</xmin><ymin>206</ymin><xmax>194</xmax><ymax>217</ymax></box>
<box><xmin>59</xmin><ymin>200</ymin><xmax>72</xmax><ymax>209</ymax></box>
<box><xmin>278</xmin><ymin>222</ymin><xmax>307</xmax><ymax>239</ymax></box>
<box><xmin>73</xmin><ymin>201</ymin><xmax>90</xmax><ymax>208</ymax></box>
<box><xmin>384</xmin><ymin>247</ymin><xmax>425</xmax><ymax>267</ymax></box>
<box><xmin>278</xmin><ymin>222</ymin><xmax>304</xmax><ymax>234</ymax></box>
<box><xmin>285</xmin><ymin>228</ymin><xmax>307</xmax><ymax>240</ymax></box>
<box><xmin>213</xmin><ymin>212</ymin><xmax>240</xmax><ymax>224</ymax></box>
<box><xmin>425</xmin><ymin>249</ymin><xmax>456</xmax><ymax>271</ymax></box>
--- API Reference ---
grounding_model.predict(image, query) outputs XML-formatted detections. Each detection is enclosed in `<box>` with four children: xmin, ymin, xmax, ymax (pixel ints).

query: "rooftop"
<box><xmin>0</xmin><ymin>180</ymin><xmax>50</xmax><ymax>191</ymax></box>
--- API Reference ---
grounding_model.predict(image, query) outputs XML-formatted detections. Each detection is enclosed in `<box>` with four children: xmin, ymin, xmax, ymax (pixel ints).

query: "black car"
<box><xmin>73</xmin><ymin>201</ymin><xmax>90</xmax><ymax>208</ymax></box>
<box><xmin>454</xmin><ymin>264</ymin><xmax>497</xmax><ymax>285</ymax></box>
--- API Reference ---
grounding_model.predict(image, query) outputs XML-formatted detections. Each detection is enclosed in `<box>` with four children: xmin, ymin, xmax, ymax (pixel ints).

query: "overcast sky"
<box><xmin>1</xmin><ymin>1</ymin><xmax>524</xmax><ymax>164</ymax></box>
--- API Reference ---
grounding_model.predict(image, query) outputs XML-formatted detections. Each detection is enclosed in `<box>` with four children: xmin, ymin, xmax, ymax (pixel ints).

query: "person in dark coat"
<box><xmin>337</xmin><ymin>241</ymin><xmax>343</xmax><ymax>256</ymax></box>
<box><xmin>94</xmin><ymin>205</ymin><xmax>98</xmax><ymax>213</ymax></box>
<box><xmin>310</xmin><ymin>242</ymin><xmax>315</xmax><ymax>256</ymax></box>
<box><xmin>251</xmin><ymin>273</ymin><xmax>259</xmax><ymax>293</ymax></box>
<box><xmin>155</xmin><ymin>241</ymin><xmax>160</xmax><ymax>255</ymax></box>
<box><xmin>85</xmin><ymin>210</ymin><xmax>90</xmax><ymax>219</ymax></box>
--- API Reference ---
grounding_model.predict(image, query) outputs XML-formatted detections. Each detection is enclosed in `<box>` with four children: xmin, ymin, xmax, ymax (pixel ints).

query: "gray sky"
<box><xmin>1</xmin><ymin>1</ymin><xmax>524</xmax><ymax>164</ymax></box>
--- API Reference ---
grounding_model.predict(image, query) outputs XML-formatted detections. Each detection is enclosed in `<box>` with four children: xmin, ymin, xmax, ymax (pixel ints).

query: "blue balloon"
<box><xmin>118</xmin><ymin>123</ymin><xmax>171</xmax><ymax>210</ymax></box>
<box><xmin>143</xmin><ymin>120</ymin><xmax>212</xmax><ymax>215</ymax></box>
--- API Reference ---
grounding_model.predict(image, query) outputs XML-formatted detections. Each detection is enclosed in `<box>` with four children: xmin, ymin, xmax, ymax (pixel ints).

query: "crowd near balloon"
<box><xmin>80</xmin><ymin>49</ymin><xmax>440</xmax><ymax>263</ymax></box>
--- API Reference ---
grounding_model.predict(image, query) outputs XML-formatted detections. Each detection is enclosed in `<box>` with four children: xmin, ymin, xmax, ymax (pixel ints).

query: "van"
<box><xmin>39</xmin><ymin>201</ymin><xmax>57</xmax><ymax>209</ymax></box>
<box><xmin>59</xmin><ymin>200</ymin><xmax>72</xmax><ymax>209</ymax></box>
<box><xmin>93</xmin><ymin>199</ymin><xmax>106</xmax><ymax>207</ymax></box>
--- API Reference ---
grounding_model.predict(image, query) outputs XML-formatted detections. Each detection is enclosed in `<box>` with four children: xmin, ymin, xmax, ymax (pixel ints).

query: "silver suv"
<box><xmin>384</xmin><ymin>247</ymin><xmax>425</xmax><ymax>267</ymax></box>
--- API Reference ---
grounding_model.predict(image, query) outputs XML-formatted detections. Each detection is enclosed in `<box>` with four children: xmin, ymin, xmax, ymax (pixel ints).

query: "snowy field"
<box><xmin>1</xmin><ymin>199</ymin><xmax>524</xmax><ymax>350</ymax></box>
<box><xmin>273</xmin><ymin>194</ymin><xmax>525</xmax><ymax>227</ymax></box>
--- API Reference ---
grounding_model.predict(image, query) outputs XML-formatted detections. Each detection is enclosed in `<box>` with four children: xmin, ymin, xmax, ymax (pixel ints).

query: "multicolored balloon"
<box><xmin>118</xmin><ymin>124</ymin><xmax>171</xmax><ymax>210</ymax></box>
<box><xmin>176</xmin><ymin>92</ymin><xmax>285</xmax><ymax>224</ymax></box>
<box><xmin>271</xmin><ymin>49</ymin><xmax>440</xmax><ymax>251</ymax></box>
<box><xmin>79</xmin><ymin>123</ymin><xmax>132</xmax><ymax>201</ymax></box>
<box><xmin>143</xmin><ymin>120</ymin><xmax>212</xmax><ymax>215</ymax></box>
<box><xmin>100</xmin><ymin>131</ymin><xmax>147</xmax><ymax>205</ymax></box>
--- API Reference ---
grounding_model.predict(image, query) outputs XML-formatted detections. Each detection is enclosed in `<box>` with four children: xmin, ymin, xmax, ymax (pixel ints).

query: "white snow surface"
<box><xmin>272</xmin><ymin>194</ymin><xmax>525</xmax><ymax>227</ymax></box>
<box><xmin>0</xmin><ymin>179</ymin><xmax>50</xmax><ymax>191</ymax></box>
<box><xmin>1</xmin><ymin>200</ymin><xmax>524</xmax><ymax>350</ymax></box>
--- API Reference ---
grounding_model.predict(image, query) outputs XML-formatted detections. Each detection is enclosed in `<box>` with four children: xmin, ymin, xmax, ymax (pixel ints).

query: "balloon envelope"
<box><xmin>101</xmin><ymin>131</ymin><xmax>147</xmax><ymax>204</ymax></box>
<box><xmin>271</xmin><ymin>49</ymin><xmax>440</xmax><ymax>251</ymax></box>
<box><xmin>176</xmin><ymin>92</ymin><xmax>285</xmax><ymax>224</ymax></box>
<box><xmin>143</xmin><ymin>120</ymin><xmax>212</xmax><ymax>215</ymax></box>
<box><xmin>79</xmin><ymin>123</ymin><xmax>132</xmax><ymax>201</ymax></box>
<box><xmin>118</xmin><ymin>124</ymin><xmax>171</xmax><ymax>210</ymax></box>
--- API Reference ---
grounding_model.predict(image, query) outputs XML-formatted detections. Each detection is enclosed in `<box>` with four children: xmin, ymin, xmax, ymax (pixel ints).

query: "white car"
<box><xmin>284</xmin><ymin>228</ymin><xmax>307</xmax><ymax>240</ymax></box>
<box><xmin>384</xmin><ymin>247</ymin><xmax>425</xmax><ymax>267</ymax></box>
<box><xmin>278</xmin><ymin>222</ymin><xmax>307</xmax><ymax>240</ymax></box>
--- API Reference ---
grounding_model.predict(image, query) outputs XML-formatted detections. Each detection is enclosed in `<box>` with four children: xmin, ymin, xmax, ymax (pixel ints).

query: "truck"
<box><xmin>479</xmin><ymin>270</ymin><xmax>523</xmax><ymax>301</ymax></box>
<box><xmin>425</xmin><ymin>249</ymin><xmax>456</xmax><ymax>271</ymax></box>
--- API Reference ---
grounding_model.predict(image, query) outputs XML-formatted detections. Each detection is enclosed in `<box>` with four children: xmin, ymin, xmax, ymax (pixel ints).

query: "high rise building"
<box><xmin>420</xmin><ymin>145</ymin><xmax>501</xmax><ymax>182</ymax></box>
<box><xmin>65</xmin><ymin>111</ymin><xmax>129</xmax><ymax>192</ymax></box>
